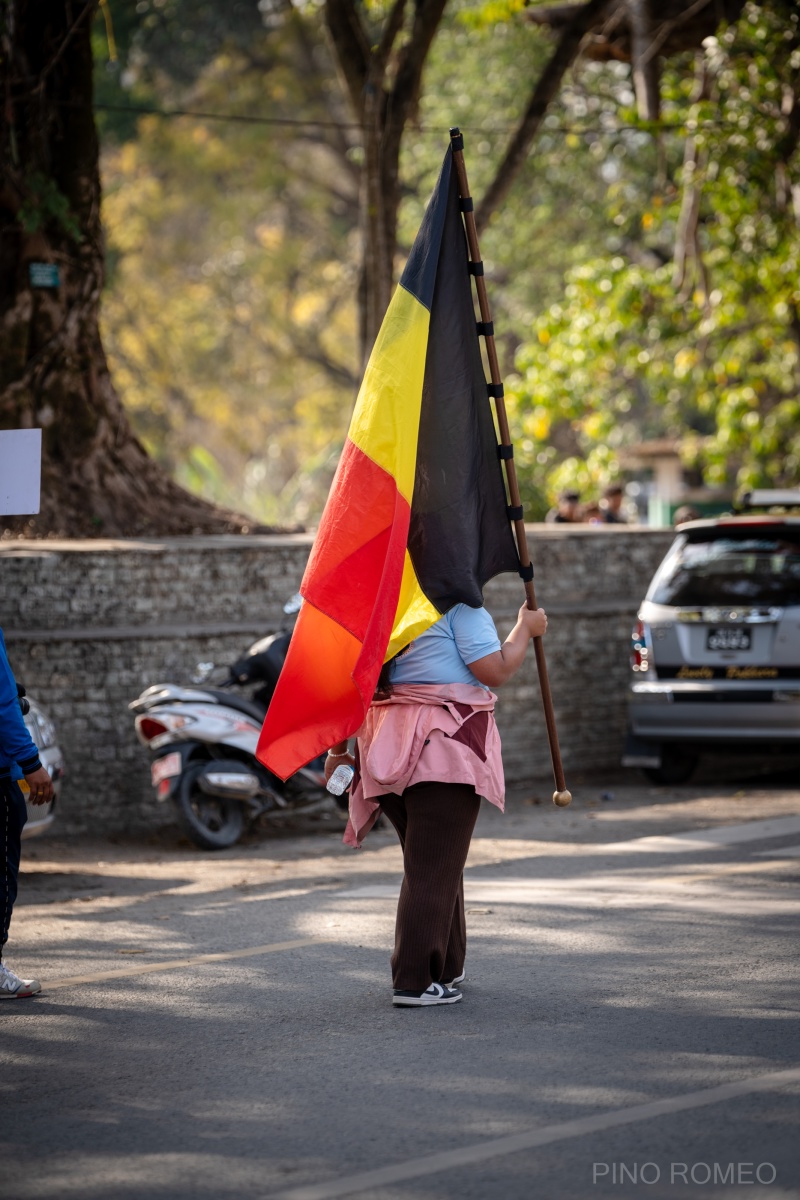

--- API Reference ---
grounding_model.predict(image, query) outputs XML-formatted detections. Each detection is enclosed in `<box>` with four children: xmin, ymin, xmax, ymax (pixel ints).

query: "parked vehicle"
<box><xmin>19</xmin><ymin>693</ymin><xmax>65</xmax><ymax>839</ymax></box>
<box><xmin>129</xmin><ymin>597</ymin><xmax>341</xmax><ymax>849</ymax></box>
<box><xmin>623</xmin><ymin>490</ymin><xmax>800</xmax><ymax>784</ymax></box>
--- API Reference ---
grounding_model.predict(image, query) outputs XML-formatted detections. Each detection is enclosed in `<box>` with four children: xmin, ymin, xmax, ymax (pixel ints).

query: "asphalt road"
<box><xmin>2</xmin><ymin>767</ymin><xmax>799</xmax><ymax>1200</ymax></box>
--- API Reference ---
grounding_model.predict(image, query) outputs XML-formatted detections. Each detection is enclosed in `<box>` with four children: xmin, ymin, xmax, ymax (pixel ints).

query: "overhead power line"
<box><xmin>91</xmin><ymin>100</ymin><xmax>363</xmax><ymax>131</ymax></box>
<box><xmin>86</xmin><ymin>99</ymin><xmax>746</xmax><ymax>138</ymax></box>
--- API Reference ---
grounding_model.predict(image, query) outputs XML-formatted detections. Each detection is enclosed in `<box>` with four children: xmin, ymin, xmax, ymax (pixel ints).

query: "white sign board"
<box><xmin>0</xmin><ymin>429</ymin><xmax>42</xmax><ymax>515</ymax></box>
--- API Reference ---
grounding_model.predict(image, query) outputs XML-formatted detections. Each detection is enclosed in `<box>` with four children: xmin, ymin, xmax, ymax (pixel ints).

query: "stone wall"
<box><xmin>0</xmin><ymin>528</ymin><xmax>674</xmax><ymax>833</ymax></box>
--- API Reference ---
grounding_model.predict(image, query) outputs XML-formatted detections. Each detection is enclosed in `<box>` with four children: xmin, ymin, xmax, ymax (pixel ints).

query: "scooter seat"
<box><xmin>201</xmin><ymin>689</ymin><xmax>267</xmax><ymax>723</ymax></box>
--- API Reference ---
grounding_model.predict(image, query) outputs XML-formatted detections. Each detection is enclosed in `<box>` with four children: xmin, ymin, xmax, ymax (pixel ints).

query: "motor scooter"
<box><xmin>129</xmin><ymin>596</ymin><xmax>342</xmax><ymax>849</ymax></box>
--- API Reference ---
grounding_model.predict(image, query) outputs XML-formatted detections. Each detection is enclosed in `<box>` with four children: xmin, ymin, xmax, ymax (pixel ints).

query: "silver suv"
<box><xmin>623</xmin><ymin>491</ymin><xmax>800</xmax><ymax>784</ymax></box>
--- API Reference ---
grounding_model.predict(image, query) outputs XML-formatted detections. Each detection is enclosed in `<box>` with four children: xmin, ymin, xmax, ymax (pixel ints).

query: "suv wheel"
<box><xmin>642</xmin><ymin>751</ymin><xmax>698</xmax><ymax>786</ymax></box>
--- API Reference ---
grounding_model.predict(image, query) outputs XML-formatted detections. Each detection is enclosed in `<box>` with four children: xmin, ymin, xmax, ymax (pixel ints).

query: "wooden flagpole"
<box><xmin>449</xmin><ymin>126</ymin><xmax>571</xmax><ymax>808</ymax></box>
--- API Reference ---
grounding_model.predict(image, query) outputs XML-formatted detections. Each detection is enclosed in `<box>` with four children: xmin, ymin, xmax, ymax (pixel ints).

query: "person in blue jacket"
<box><xmin>0</xmin><ymin>628</ymin><xmax>53</xmax><ymax>998</ymax></box>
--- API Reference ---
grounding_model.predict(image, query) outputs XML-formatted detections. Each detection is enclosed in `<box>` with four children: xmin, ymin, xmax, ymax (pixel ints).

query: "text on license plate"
<box><xmin>706</xmin><ymin>627</ymin><xmax>752</xmax><ymax>652</ymax></box>
<box><xmin>152</xmin><ymin>752</ymin><xmax>182</xmax><ymax>786</ymax></box>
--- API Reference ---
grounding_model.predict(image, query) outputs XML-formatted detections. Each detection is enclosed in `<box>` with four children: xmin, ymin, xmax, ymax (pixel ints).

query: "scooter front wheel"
<box><xmin>174</xmin><ymin>764</ymin><xmax>245</xmax><ymax>850</ymax></box>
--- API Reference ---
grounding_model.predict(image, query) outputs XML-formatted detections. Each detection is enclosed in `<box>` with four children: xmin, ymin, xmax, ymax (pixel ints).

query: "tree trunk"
<box><xmin>479</xmin><ymin>0</ymin><xmax>750</xmax><ymax>231</ymax></box>
<box><xmin>324</xmin><ymin>0</ymin><xmax>447</xmax><ymax>366</ymax></box>
<box><xmin>359</xmin><ymin>84</ymin><xmax>397</xmax><ymax>362</ymax></box>
<box><xmin>477</xmin><ymin>0</ymin><xmax>617</xmax><ymax>233</ymax></box>
<box><xmin>0</xmin><ymin>1</ymin><xmax>259</xmax><ymax>538</ymax></box>
<box><xmin>628</xmin><ymin>0</ymin><xmax>660</xmax><ymax>122</ymax></box>
<box><xmin>526</xmin><ymin>0</ymin><xmax>747</xmax><ymax>61</ymax></box>
<box><xmin>328</xmin><ymin>0</ymin><xmax>754</xmax><ymax>360</ymax></box>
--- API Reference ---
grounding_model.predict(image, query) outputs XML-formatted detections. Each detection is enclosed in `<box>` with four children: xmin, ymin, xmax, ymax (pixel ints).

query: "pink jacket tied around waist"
<box><xmin>344</xmin><ymin>682</ymin><xmax>505</xmax><ymax>848</ymax></box>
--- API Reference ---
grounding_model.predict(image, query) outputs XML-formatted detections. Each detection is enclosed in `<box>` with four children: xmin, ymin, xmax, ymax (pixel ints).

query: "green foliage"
<box><xmin>92</xmin><ymin>0</ymin><xmax>800</xmax><ymax>526</ymax></box>
<box><xmin>404</xmin><ymin>2</ymin><xmax>672</xmax><ymax>515</ymax></box>
<box><xmin>95</xmin><ymin>3</ymin><xmax>359</xmax><ymax>526</ymax></box>
<box><xmin>18</xmin><ymin>171</ymin><xmax>81</xmax><ymax>240</ymax></box>
<box><xmin>92</xmin><ymin>0</ymin><xmax>266</xmax><ymax>141</ymax></box>
<box><xmin>511</xmin><ymin>3</ymin><xmax>800</xmax><ymax>506</ymax></box>
<box><xmin>401</xmin><ymin>10</ymin><xmax>642</xmax><ymax>321</ymax></box>
<box><xmin>458</xmin><ymin>0</ymin><xmax>528</xmax><ymax>29</ymax></box>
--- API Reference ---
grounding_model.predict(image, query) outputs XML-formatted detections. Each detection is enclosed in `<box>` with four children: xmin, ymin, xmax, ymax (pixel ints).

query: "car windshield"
<box><xmin>648</xmin><ymin>527</ymin><xmax>800</xmax><ymax>607</ymax></box>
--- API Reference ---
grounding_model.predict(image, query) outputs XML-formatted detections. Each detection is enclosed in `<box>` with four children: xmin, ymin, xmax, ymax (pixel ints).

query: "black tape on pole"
<box><xmin>518</xmin><ymin>563</ymin><xmax>534</xmax><ymax>582</ymax></box>
<box><xmin>469</xmin><ymin>260</ymin><xmax>484</xmax><ymax>276</ymax></box>
<box><xmin>476</xmin><ymin>321</ymin><xmax>494</xmax><ymax>337</ymax></box>
<box><xmin>450</xmin><ymin>133</ymin><xmax>464</xmax><ymax>151</ymax></box>
<box><xmin>507</xmin><ymin>505</ymin><xmax>524</xmax><ymax>521</ymax></box>
<box><xmin>497</xmin><ymin>444</ymin><xmax>514</xmax><ymax>461</ymax></box>
<box><xmin>460</xmin><ymin>196</ymin><xmax>474</xmax><ymax>212</ymax></box>
<box><xmin>487</xmin><ymin>382</ymin><xmax>504</xmax><ymax>399</ymax></box>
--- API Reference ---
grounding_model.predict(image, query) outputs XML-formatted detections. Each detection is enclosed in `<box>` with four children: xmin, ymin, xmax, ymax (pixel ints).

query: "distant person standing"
<box><xmin>545</xmin><ymin>490</ymin><xmax>581</xmax><ymax>524</ymax></box>
<box><xmin>0</xmin><ymin>628</ymin><xmax>52</xmax><ymax>998</ymax></box>
<box><xmin>601</xmin><ymin>484</ymin><xmax>628</xmax><ymax>524</ymax></box>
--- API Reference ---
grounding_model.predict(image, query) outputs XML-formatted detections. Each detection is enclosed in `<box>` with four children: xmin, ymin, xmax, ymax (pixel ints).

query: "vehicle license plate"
<box><xmin>706</xmin><ymin>626</ymin><xmax>752</xmax><ymax>652</ymax></box>
<box><xmin>151</xmin><ymin>752</ymin><xmax>182</xmax><ymax>786</ymax></box>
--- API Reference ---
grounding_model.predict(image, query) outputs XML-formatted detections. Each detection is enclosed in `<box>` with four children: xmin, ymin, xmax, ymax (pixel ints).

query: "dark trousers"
<box><xmin>380</xmin><ymin>781</ymin><xmax>481</xmax><ymax>992</ymax></box>
<box><xmin>1</xmin><ymin>777</ymin><xmax>27</xmax><ymax>959</ymax></box>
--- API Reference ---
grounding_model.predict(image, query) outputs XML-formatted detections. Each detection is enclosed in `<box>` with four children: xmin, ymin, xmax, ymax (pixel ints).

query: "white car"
<box><xmin>20</xmin><ymin>698</ymin><xmax>64</xmax><ymax>839</ymax></box>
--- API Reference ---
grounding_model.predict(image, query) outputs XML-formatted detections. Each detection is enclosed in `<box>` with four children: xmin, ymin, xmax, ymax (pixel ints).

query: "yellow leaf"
<box><xmin>674</xmin><ymin>348</ymin><xmax>698</xmax><ymax>376</ymax></box>
<box><xmin>256</xmin><ymin>224</ymin><xmax>282</xmax><ymax>250</ymax></box>
<box><xmin>531</xmin><ymin>413</ymin><xmax>550</xmax><ymax>441</ymax></box>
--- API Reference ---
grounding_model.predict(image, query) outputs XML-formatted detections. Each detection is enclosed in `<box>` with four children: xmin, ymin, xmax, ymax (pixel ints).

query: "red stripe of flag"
<box><xmin>257</xmin><ymin>441</ymin><xmax>410</xmax><ymax>779</ymax></box>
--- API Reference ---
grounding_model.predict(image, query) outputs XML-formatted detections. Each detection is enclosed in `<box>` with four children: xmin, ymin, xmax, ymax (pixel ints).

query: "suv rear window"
<box><xmin>647</xmin><ymin>526</ymin><xmax>800</xmax><ymax>607</ymax></box>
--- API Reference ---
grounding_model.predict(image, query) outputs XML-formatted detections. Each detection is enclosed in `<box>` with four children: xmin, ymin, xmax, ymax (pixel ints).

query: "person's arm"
<box><xmin>0</xmin><ymin>637</ymin><xmax>53</xmax><ymax>805</ymax></box>
<box><xmin>468</xmin><ymin>604</ymin><xmax>547</xmax><ymax>688</ymax></box>
<box><xmin>324</xmin><ymin>741</ymin><xmax>354</xmax><ymax>783</ymax></box>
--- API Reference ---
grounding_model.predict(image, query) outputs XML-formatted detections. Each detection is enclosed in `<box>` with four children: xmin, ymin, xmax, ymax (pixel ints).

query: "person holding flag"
<box><xmin>326</xmin><ymin>600</ymin><xmax>545</xmax><ymax>1007</ymax></box>
<box><xmin>258</xmin><ymin>141</ymin><xmax>551</xmax><ymax>1008</ymax></box>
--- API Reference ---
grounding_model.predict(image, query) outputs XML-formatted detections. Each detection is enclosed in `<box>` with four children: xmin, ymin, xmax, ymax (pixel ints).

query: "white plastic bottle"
<box><xmin>326</xmin><ymin>764</ymin><xmax>354</xmax><ymax>796</ymax></box>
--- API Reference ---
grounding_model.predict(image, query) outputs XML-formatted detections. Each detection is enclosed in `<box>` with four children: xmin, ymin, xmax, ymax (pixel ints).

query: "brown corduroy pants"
<box><xmin>380</xmin><ymin>781</ymin><xmax>481</xmax><ymax>992</ymax></box>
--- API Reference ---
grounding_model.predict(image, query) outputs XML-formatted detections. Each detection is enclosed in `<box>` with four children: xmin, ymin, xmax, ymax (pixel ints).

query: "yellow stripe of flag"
<box><xmin>386</xmin><ymin>550</ymin><xmax>441</xmax><ymax>660</ymax></box>
<box><xmin>347</xmin><ymin>286</ymin><xmax>429</xmax><ymax>505</ymax></box>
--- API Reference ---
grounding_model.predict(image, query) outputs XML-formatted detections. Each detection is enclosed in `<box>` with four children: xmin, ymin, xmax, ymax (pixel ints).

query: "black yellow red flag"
<box><xmin>257</xmin><ymin>147</ymin><xmax>520</xmax><ymax>779</ymax></box>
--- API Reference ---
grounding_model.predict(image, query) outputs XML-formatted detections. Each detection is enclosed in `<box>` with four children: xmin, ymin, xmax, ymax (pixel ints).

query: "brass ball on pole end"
<box><xmin>553</xmin><ymin>789</ymin><xmax>572</xmax><ymax>808</ymax></box>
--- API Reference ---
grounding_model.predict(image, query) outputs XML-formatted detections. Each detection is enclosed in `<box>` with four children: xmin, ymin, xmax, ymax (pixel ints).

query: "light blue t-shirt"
<box><xmin>390</xmin><ymin>604</ymin><xmax>501</xmax><ymax>689</ymax></box>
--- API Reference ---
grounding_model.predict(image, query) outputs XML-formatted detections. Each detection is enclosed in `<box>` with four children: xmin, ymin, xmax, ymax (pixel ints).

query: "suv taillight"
<box><xmin>630</xmin><ymin>619</ymin><xmax>650</xmax><ymax>673</ymax></box>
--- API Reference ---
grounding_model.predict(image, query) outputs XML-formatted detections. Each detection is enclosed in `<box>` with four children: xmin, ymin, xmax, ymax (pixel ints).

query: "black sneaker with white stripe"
<box><xmin>441</xmin><ymin>970</ymin><xmax>465</xmax><ymax>989</ymax></box>
<box><xmin>393</xmin><ymin>981</ymin><xmax>462</xmax><ymax>1007</ymax></box>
